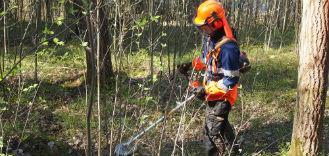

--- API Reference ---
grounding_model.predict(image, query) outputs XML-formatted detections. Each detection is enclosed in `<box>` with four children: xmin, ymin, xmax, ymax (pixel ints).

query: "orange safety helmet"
<box><xmin>194</xmin><ymin>0</ymin><xmax>234</xmax><ymax>39</ymax></box>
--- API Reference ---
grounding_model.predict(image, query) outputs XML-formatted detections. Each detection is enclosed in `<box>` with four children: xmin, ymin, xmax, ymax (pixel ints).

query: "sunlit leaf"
<box><xmin>81</xmin><ymin>42</ymin><xmax>88</xmax><ymax>47</ymax></box>
<box><xmin>161</xmin><ymin>32</ymin><xmax>167</xmax><ymax>37</ymax></box>
<box><xmin>42</xmin><ymin>41</ymin><xmax>49</xmax><ymax>46</ymax></box>
<box><xmin>150</xmin><ymin>15</ymin><xmax>160</xmax><ymax>22</ymax></box>
<box><xmin>42</xmin><ymin>27</ymin><xmax>54</xmax><ymax>35</ymax></box>
<box><xmin>11</xmin><ymin>5</ymin><xmax>18</xmax><ymax>9</ymax></box>
<box><xmin>135</xmin><ymin>17</ymin><xmax>148</xmax><ymax>28</ymax></box>
<box><xmin>152</xmin><ymin>74</ymin><xmax>157</xmax><ymax>82</ymax></box>
<box><xmin>0</xmin><ymin>98</ymin><xmax>7</xmax><ymax>105</ymax></box>
<box><xmin>55</xmin><ymin>16</ymin><xmax>64</xmax><ymax>26</ymax></box>
<box><xmin>53</xmin><ymin>38</ymin><xmax>65</xmax><ymax>46</ymax></box>
<box><xmin>0</xmin><ymin>137</ymin><xmax>3</xmax><ymax>149</ymax></box>
<box><xmin>140</xmin><ymin>115</ymin><xmax>149</xmax><ymax>125</ymax></box>
<box><xmin>136</xmin><ymin>33</ymin><xmax>142</xmax><ymax>37</ymax></box>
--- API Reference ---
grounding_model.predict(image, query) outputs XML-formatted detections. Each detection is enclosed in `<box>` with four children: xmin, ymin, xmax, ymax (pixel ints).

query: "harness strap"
<box><xmin>212</xmin><ymin>36</ymin><xmax>236</xmax><ymax>58</ymax></box>
<box><xmin>203</xmin><ymin>37</ymin><xmax>237</xmax><ymax>86</ymax></box>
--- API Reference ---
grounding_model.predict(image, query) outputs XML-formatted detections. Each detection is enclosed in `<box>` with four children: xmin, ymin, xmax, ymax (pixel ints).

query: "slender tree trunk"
<box><xmin>1</xmin><ymin>0</ymin><xmax>4</xmax><ymax>77</ymax></box>
<box><xmin>266</xmin><ymin>0</ymin><xmax>276</xmax><ymax>49</ymax></box>
<box><xmin>3</xmin><ymin>0</ymin><xmax>7</xmax><ymax>58</ymax></box>
<box><xmin>294</xmin><ymin>0</ymin><xmax>302</xmax><ymax>52</ymax></box>
<box><xmin>84</xmin><ymin>1</ymin><xmax>113</xmax><ymax>155</ymax></box>
<box><xmin>34</xmin><ymin>0</ymin><xmax>42</xmax><ymax>82</ymax></box>
<box><xmin>95</xmin><ymin>0</ymin><xmax>102</xmax><ymax>155</ymax></box>
<box><xmin>289</xmin><ymin>0</ymin><xmax>329</xmax><ymax>155</ymax></box>
<box><xmin>45</xmin><ymin>0</ymin><xmax>52</xmax><ymax>23</ymax></box>
<box><xmin>85</xmin><ymin>0</ymin><xmax>113</xmax><ymax>85</ymax></box>
<box><xmin>149</xmin><ymin>0</ymin><xmax>154</xmax><ymax>79</ymax></box>
<box><xmin>274</xmin><ymin>0</ymin><xmax>281</xmax><ymax>29</ymax></box>
<box><xmin>294</xmin><ymin>0</ymin><xmax>302</xmax><ymax>28</ymax></box>
<box><xmin>85</xmin><ymin>13</ymin><xmax>96</xmax><ymax>156</ymax></box>
<box><xmin>281</xmin><ymin>0</ymin><xmax>290</xmax><ymax>32</ymax></box>
<box><xmin>254</xmin><ymin>0</ymin><xmax>259</xmax><ymax>25</ymax></box>
<box><xmin>98</xmin><ymin>2</ymin><xmax>113</xmax><ymax>82</ymax></box>
<box><xmin>235</xmin><ymin>0</ymin><xmax>241</xmax><ymax>34</ymax></box>
<box><xmin>2</xmin><ymin>0</ymin><xmax>9</xmax><ymax>79</ymax></box>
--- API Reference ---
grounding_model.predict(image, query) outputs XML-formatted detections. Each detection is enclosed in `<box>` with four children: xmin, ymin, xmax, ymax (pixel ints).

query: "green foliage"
<box><xmin>81</xmin><ymin>42</ymin><xmax>88</xmax><ymax>47</ymax></box>
<box><xmin>0</xmin><ymin>11</ymin><xmax>5</xmax><ymax>17</ymax></box>
<box><xmin>22</xmin><ymin>84</ymin><xmax>38</xmax><ymax>92</ymax></box>
<box><xmin>150</xmin><ymin>15</ymin><xmax>160</xmax><ymax>23</ymax></box>
<box><xmin>60</xmin><ymin>0</ymin><xmax>66</xmax><ymax>4</ymax></box>
<box><xmin>135</xmin><ymin>17</ymin><xmax>148</xmax><ymax>29</ymax></box>
<box><xmin>9</xmin><ymin>66</ymin><xmax>22</xmax><ymax>78</ymax></box>
<box><xmin>55</xmin><ymin>16</ymin><xmax>64</xmax><ymax>26</ymax></box>
<box><xmin>134</xmin><ymin>15</ymin><xmax>161</xmax><ymax>31</ymax></box>
<box><xmin>42</xmin><ymin>27</ymin><xmax>54</xmax><ymax>35</ymax></box>
<box><xmin>277</xmin><ymin>142</ymin><xmax>290</xmax><ymax>155</ymax></box>
<box><xmin>139</xmin><ymin>115</ymin><xmax>149</xmax><ymax>125</ymax></box>
<box><xmin>0</xmin><ymin>136</ymin><xmax>3</xmax><ymax>149</ymax></box>
<box><xmin>53</xmin><ymin>38</ymin><xmax>65</xmax><ymax>46</ymax></box>
<box><xmin>0</xmin><ymin>97</ymin><xmax>8</xmax><ymax>112</ymax></box>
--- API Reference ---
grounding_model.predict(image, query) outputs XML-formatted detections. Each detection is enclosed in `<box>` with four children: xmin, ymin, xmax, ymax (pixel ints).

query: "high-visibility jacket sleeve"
<box><xmin>219</xmin><ymin>42</ymin><xmax>240</xmax><ymax>91</ymax></box>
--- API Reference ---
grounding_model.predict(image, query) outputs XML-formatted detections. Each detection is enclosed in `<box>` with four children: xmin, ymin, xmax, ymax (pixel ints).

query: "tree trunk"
<box><xmin>34</xmin><ymin>0</ymin><xmax>42</xmax><ymax>82</ymax></box>
<box><xmin>84</xmin><ymin>1</ymin><xmax>113</xmax><ymax>155</ymax></box>
<box><xmin>294</xmin><ymin>0</ymin><xmax>301</xmax><ymax>49</ymax></box>
<box><xmin>289</xmin><ymin>0</ymin><xmax>329</xmax><ymax>155</ymax></box>
<box><xmin>3</xmin><ymin>0</ymin><xmax>7</xmax><ymax>57</ymax></box>
<box><xmin>149</xmin><ymin>0</ymin><xmax>154</xmax><ymax>78</ymax></box>
<box><xmin>45</xmin><ymin>0</ymin><xmax>52</xmax><ymax>23</ymax></box>
<box><xmin>85</xmin><ymin>13</ymin><xmax>96</xmax><ymax>156</ymax></box>
<box><xmin>281</xmin><ymin>0</ymin><xmax>290</xmax><ymax>32</ymax></box>
<box><xmin>1</xmin><ymin>0</ymin><xmax>5</xmax><ymax>75</ymax></box>
<box><xmin>85</xmin><ymin>0</ymin><xmax>113</xmax><ymax>86</ymax></box>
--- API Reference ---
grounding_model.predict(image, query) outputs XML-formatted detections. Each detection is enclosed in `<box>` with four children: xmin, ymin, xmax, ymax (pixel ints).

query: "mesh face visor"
<box><xmin>197</xmin><ymin>24</ymin><xmax>215</xmax><ymax>35</ymax></box>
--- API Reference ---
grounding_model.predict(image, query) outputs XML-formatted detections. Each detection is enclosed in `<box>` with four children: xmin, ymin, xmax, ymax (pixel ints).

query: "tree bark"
<box><xmin>289</xmin><ymin>0</ymin><xmax>329</xmax><ymax>155</ymax></box>
<box><xmin>281</xmin><ymin>0</ymin><xmax>290</xmax><ymax>32</ymax></box>
<box><xmin>97</xmin><ymin>1</ymin><xmax>113</xmax><ymax>82</ymax></box>
<box><xmin>45</xmin><ymin>0</ymin><xmax>52</xmax><ymax>23</ymax></box>
<box><xmin>34</xmin><ymin>0</ymin><xmax>42</xmax><ymax>82</ymax></box>
<box><xmin>294</xmin><ymin>0</ymin><xmax>302</xmax><ymax>50</ymax></box>
<box><xmin>85</xmin><ymin>13</ymin><xmax>96</xmax><ymax>156</ymax></box>
<box><xmin>85</xmin><ymin>0</ymin><xmax>113</xmax><ymax>86</ymax></box>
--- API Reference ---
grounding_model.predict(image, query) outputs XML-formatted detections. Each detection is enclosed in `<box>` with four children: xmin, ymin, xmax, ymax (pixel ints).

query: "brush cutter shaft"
<box><xmin>127</xmin><ymin>116</ymin><xmax>165</xmax><ymax>145</ymax></box>
<box><xmin>170</xmin><ymin>94</ymin><xmax>196</xmax><ymax>114</ymax></box>
<box><xmin>126</xmin><ymin>94</ymin><xmax>195</xmax><ymax>145</ymax></box>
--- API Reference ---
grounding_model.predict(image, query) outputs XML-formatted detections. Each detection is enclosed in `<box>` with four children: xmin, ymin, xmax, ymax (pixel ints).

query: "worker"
<box><xmin>191</xmin><ymin>0</ymin><xmax>245</xmax><ymax>155</ymax></box>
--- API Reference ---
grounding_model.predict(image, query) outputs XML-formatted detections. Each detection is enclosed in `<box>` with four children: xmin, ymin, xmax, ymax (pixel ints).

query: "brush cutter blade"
<box><xmin>114</xmin><ymin>143</ymin><xmax>134</xmax><ymax>156</ymax></box>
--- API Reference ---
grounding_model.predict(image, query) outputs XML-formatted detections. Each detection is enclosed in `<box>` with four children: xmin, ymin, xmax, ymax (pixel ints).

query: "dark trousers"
<box><xmin>204</xmin><ymin>100</ymin><xmax>236</xmax><ymax>156</ymax></box>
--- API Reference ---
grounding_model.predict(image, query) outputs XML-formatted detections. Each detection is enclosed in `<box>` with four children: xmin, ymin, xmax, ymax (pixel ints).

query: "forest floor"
<box><xmin>1</xmin><ymin>42</ymin><xmax>329</xmax><ymax>156</ymax></box>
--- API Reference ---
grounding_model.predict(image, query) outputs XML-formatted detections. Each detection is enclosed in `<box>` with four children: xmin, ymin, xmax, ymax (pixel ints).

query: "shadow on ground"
<box><xmin>2</xmin><ymin>77</ymin><xmax>87</xmax><ymax>156</ymax></box>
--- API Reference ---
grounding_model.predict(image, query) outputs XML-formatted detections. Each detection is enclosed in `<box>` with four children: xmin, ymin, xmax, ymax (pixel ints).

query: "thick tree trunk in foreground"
<box><xmin>289</xmin><ymin>0</ymin><xmax>329</xmax><ymax>155</ymax></box>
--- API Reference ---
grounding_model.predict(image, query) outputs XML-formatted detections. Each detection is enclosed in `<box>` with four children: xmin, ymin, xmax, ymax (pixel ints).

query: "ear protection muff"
<box><xmin>212</xmin><ymin>19</ymin><xmax>223</xmax><ymax>29</ymax></box>
<box><xmin>206</xmin><ymin>12</ymin><xmax>223</xmax><ymax>30</ymax></box>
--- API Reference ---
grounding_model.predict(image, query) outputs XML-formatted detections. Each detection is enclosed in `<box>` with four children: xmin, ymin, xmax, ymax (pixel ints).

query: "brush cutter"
<box><xmin>114</xmin><ymin>94</ymin><xmax>196</xmax><ymax>156</ymax></box>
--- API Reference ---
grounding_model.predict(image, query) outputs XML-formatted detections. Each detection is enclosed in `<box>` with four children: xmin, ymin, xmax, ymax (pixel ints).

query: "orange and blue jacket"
<box><xmin>200</xmin><ymin>36</ymin><xmax>240</xmax><ymax>105</ymax></box>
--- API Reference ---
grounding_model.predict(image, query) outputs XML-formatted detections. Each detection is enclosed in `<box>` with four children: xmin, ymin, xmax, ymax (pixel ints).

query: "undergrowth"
<box><xmin>0</xmin><ymin>41</ymin><xmax>328</xmax><ymax>155</ymax></box>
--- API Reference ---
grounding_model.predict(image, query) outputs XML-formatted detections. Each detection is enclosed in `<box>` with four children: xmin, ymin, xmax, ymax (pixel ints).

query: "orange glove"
<box><xmin>192</xmin><ymin>56</ymin><xmax>206</xmax><ymax>71</ymax></box>
<box><xmin>188</xmin><ymin>80</ymin><xmax>206</xmax><ymax>100</ymax></box>
<box><xmin>189</xmin><ymin>80</ymin><xmax>200</xmax><ymax>88</ymax></box>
